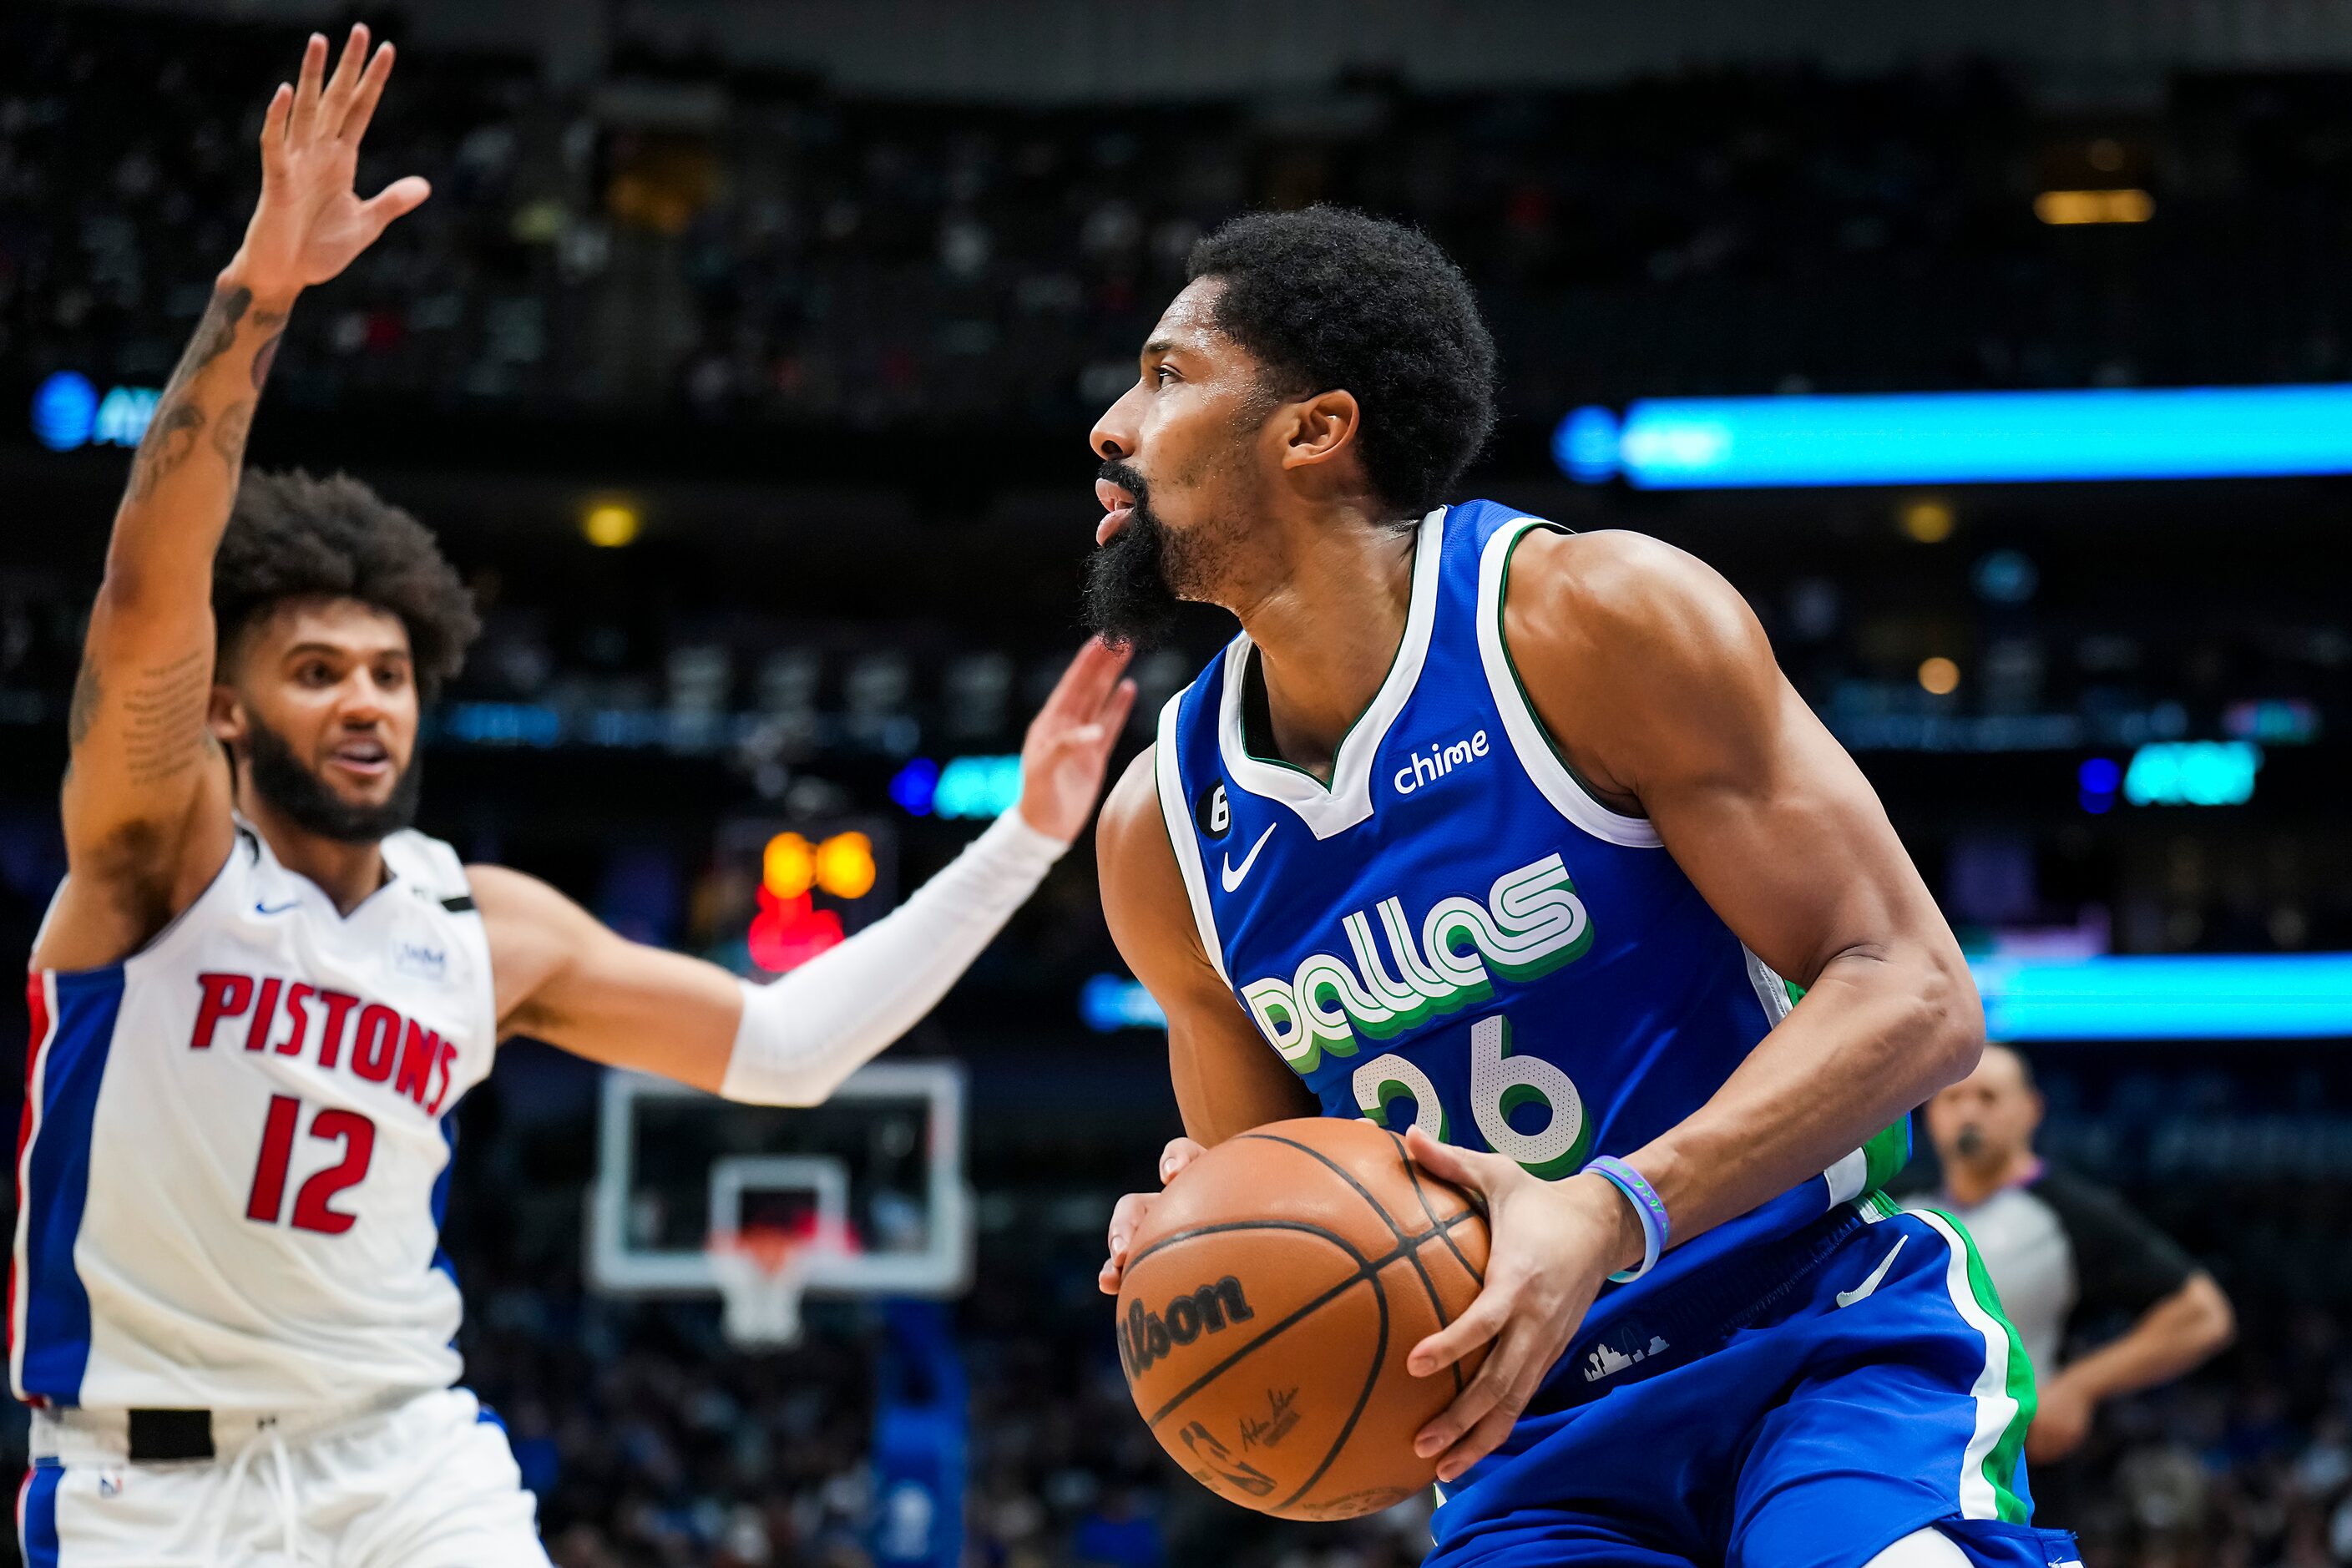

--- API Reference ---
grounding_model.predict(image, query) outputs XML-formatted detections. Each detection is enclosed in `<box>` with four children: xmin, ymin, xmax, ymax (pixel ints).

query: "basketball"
<box><xmin>1114</xmin><ymin>1118</ymin><xmax>1492</xmax><ymax>1520</ymax></box>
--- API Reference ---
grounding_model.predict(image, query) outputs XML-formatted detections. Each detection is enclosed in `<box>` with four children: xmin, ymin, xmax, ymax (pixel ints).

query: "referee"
<box><xmin>1912</xmin><ymin>1043</ymin><xmax>2235</xmax><ymax>1462</ymax></box>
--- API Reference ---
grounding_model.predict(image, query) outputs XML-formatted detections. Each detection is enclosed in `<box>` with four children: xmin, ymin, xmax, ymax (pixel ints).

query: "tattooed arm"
<box><xmin>39</xmin><ymin>26</ymin><xmax>429</xmax><ymax>971</ymax></box>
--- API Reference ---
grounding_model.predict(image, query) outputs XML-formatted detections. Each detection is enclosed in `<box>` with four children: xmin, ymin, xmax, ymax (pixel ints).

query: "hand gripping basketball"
<box><xmin>1399</xmin><ymin>1126</ymin><xmax>1646</xmax><ymax>1482</ymax></box>
<box><xmin>1108</xmin><ymin>1120</ymin><xmax>1492</xmax><ymax>1520</ymax></box>
<box><xmin>1099</xmin><ymin>1136</ymin><xmax>1204</xmax><ymax>1296</ymax></box>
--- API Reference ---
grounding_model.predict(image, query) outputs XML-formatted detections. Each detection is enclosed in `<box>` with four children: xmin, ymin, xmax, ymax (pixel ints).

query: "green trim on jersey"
<box><xmin>1924</xmin><ymin>1206</ymin><xmax>2039</xmax><ymax>1524</ymax></box>
<box><xmin>1859</xmin><ymin>1119</ymin><xmax>1912</xmax><ymax>1194</ymax></box>
<box><xmin>1495</xmin><ymin>524</ymin><xmax>1653</xmax><ymax>821</ymax></box>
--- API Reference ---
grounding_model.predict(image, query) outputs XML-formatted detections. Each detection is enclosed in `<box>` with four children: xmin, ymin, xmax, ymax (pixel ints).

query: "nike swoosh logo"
<box><xmin>1220</xmin><ymin>824</ymin><xmax>1277</xmax><ymax>893</ymax></box>
<box><xmin>254</xmin><ymin>900</ymin><xmax>301</xmax><ymax>916</ymax></box>
<box><xmin>1837</xmin><ymin>1235</ymin><xmax>1907</xmax><ymax>1308</ymax></box>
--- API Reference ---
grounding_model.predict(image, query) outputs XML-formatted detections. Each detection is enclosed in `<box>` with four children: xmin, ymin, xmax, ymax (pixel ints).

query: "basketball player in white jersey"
<box><xmin>16</xmin><ymin>28</ymin><xmax>1135</xmax><ymax>1565</ymax></box>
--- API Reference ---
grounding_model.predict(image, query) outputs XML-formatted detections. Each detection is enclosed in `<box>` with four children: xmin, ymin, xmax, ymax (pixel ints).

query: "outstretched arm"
<box><xmin>479</xmin><ymin>641</ymin><xmax>1136</xmax><ymax>1100</ymax></box>
<box><xmin>1404</xmin><ymin>528</ymin><xmax>1981</xmax><ymax>1479</ymax></box>
<box><xmin>40</xmin><ymin>28</ymin><xmax>428</xmax><ymax>971</ymax></box>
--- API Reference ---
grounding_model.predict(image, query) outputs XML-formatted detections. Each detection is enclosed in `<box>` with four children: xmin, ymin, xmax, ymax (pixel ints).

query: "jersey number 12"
<box><xmin>245</xmin><ymin>1095</ymin><xmax>377</xmax><ymax>1234</ymax></box>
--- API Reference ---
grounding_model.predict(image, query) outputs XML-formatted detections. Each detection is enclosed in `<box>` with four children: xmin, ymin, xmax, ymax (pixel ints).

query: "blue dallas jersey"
<box><xmin>1154</xmin><ymin>499</ymin><xmax>1909</xmax><ymax>1391</ymax></box>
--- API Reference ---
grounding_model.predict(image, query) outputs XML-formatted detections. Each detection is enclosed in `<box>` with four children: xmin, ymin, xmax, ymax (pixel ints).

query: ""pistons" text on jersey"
<box><xmin>189</xmin><ymin>971</ymin><xmax>462</xmax><ymax>1114</ymax></box>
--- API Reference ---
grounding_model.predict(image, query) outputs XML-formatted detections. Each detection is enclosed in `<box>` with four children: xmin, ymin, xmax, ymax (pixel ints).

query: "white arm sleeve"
<box><xmin>718</xmin><ymin>809</ymin><xmax>1068</xmax><ymax>1106</ymax></box>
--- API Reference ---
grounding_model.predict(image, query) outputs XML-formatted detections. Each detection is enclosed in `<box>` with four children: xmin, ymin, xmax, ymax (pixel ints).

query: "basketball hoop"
<box><xmin>706</xmin><ymin>1225</ymin><xmax>818</xmax><ymax>1349</ymax></box>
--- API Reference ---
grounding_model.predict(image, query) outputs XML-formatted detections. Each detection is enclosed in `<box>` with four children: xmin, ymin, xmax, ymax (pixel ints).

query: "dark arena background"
<box><xmin>5</xmin><ymin>2</ymin><xmax>2352</xmax><ymax>1565</ymax></box>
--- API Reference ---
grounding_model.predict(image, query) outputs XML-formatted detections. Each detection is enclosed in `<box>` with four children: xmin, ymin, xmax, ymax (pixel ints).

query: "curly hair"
<box><xmin>214</xmin><ymin>470</ymin><xmax>479</xmax><ymax>700</ymax></box>
<box><xmin>1186</xmin><ymin>206</ymin><xmax>1497</xmax><ymax>521</ymax></box>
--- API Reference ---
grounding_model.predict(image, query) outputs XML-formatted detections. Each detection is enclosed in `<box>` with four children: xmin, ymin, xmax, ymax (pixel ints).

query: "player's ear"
<box><xmin>1277</xmin><ymin>389</ymin><xmax>1362</xmax><ymax>474</ymax></box>
<box><xmin>207</xmin><ymin>680</ymin><xmax>248</xmax><ymax>750</ymax></box>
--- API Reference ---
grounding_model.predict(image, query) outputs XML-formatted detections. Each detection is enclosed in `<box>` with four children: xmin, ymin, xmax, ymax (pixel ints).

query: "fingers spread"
<box><xmin>1434</xmin><ymin>1401</ymin><xmax>1522</xmax><ymax>1483</ymax></box>
<box><xmin>1415</xmin><ymin>1326</ymin><xmax>1531</xmax><ymax>1459</ymax></box>
<box><xmin>1095</xmin><ymin>677</ymin><xmax>1139</xmax><ymax>741</ymax></box>
<box><xmin>321</xmin><ymin>23</ymin><xmax>370</xmax><ymax>125</ymax></box>
<box><xmin>359</xmin><ymin>175</ymin><xmax>432</xmax><ymax>234</ymax></box>
<box><xmin>1408</xmin><ymin>1287</ymin><xmax>1508</xmax><ymax>1378</ymax></box>
<box><xmin>1043</xmin><ymin>638</ymin><xmax>1130</xmax><ymax>724</ymax></box>
<box><xmin>341</xmin><ymin>40</ymin><xmax>398</xmax><ymax>144</ymax></box>
<box><xmin>288</xmin><ymin>33</ymin><xmax>328</xmax><ymax>144</ymax></box>
<box><xmin>1407</xmin><ymin>1127</ymin><xmax>1529</xmax><ymax>1215</ymax></box>
<box><xmin>260</xmin><ymin>83</ymin><xmax>293</xmax><ymax>159</ymax></box>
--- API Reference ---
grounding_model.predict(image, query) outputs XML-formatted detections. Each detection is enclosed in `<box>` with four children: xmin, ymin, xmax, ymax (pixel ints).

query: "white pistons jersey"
<box><xmin>13</xmin><ymin>823</ymin><xmax>497</xmax><ymax>1412</ymax></box>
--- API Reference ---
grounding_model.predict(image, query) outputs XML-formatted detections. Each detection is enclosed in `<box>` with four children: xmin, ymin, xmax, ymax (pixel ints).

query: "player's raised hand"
<box><xmin>1015</xmin><ymin>638</ymin><xmax>1139</xmax><ymax>842</ymax></box>
<box><xmin>230</xmin><ymin>25</ymin><xmax>429</xmax><ymax>298</ymax></box>
<box><xmin>1099</xmin><ymin>1136</ymin><xmax>1205</xmax><ymax>1293</ymax></box>
<box><xmin>1399</xmin><ymin>1127</ymin><xmax>1644</xmax><ymax>1482</ymax></box>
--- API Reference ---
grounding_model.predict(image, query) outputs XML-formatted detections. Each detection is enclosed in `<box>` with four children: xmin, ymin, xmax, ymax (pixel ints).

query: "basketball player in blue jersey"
<box><xmin>1089</xmin><ymin>209</ymin><xmax>2078</xmax><ymax>1568</ymax></box>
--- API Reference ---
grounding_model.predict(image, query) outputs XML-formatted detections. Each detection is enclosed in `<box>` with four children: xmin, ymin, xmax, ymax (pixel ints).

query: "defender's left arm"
<box><xmin>1406</xmin><ymin>528</ymin><xmax>1980</xmax><ymax>1477</ymax></box>
<box><xmin>473</xmin><ymin>640</ymin><xmax>1134</xmax><ymax>1100</ymax></box>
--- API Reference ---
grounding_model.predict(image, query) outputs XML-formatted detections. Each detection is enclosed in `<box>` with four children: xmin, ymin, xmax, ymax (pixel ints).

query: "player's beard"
<box><xmin>244</xmin><ymin>716</ymin><xmax>424</xmax><ymax>844</ymax></box>
<box><xmin>1082</xmin><ymin>458</ymin><xmax>1240</xmax><ymax>650</ymax></box>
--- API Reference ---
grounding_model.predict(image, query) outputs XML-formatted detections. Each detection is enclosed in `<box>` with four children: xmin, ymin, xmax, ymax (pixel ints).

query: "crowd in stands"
<box><xmin>5</xmin><ymin>3</ymin><xmax>2351</xmax><ymax>435</ymax></box>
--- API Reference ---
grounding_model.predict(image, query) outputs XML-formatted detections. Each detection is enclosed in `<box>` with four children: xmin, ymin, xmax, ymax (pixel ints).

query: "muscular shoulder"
<box><xmin>1503</xmin><ymin>529</ymin><xmax>1783</xmax><ymax>802</ymax></box>
<box><xmin>1508</xmin><ymin>528</ymin><xmax>1770</xmax><ymax>681</ymax></box>
<box><xmin>1095</xmin><ymin>744</ymin><xmax>1217</xmax><ymax>967</ymax></box>
<box><xmin>1096</xmin><ymin>746</ymin><xmax>1179</xmax><ymax>911</ymax></box>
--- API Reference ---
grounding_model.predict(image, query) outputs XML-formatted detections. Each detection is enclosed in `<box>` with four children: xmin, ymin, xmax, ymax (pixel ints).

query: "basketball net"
<box><xmin>706</xmin><ymin>1225</ymin><xmax>819</xmax><ymax>1349</ymax></box>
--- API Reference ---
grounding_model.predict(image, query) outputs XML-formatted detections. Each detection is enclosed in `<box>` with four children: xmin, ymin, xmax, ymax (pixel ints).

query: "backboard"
<box><xmin>588</xmin><ymin>1060</ymin><xmax>972</xmax><ymax>1309</ymax></box>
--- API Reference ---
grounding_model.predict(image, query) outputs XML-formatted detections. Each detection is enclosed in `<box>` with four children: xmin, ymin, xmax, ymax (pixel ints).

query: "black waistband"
<box><xmin>128</xmin><ymin>1409</ymin><xmax>214</xmax><ymax>1462</ymax></box>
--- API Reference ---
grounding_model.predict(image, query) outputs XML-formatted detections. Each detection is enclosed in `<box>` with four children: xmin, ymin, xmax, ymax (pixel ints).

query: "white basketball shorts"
<box><xmin>18</xmin><ymin>1386</ymin><xmax>549</xmax><ymax>1567</ymax></box>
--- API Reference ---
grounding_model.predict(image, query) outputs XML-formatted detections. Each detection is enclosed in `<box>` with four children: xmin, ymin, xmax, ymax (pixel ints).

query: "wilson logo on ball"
<box><xmin>1119</xmin><ymin>1276</ymin><xmax>1256</xmax><ymax>1378</ymax></box>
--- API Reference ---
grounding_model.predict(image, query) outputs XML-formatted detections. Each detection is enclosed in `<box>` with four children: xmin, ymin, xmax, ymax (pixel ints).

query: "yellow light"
<box><xmin>1900</xmin><ymin>498</ymin><xmax>1955</xmax><ymax>544</ymax></box>
<box><xmin>583</xmin><ymin>502</ymin><xmax>641</xmax><ymax>548</ymax></box>
<box><xmin>762</xmin><ymin>832</ymin><xmax>816</xmax><ymax>898</ymax></box>
<box><xmin>815</xmin><ymin>832</ymin><xmax>878</xmax><ymax>899</ymax></box>
<box><xmin>2034</xmin><ymin>189</ymin><xmax>2154</xmax><ymax>226</ymax></box>
<box><xmin>1918</xmin><ymin>656</ymin><xmax>1961</xmax><ymax>696</ymax></box>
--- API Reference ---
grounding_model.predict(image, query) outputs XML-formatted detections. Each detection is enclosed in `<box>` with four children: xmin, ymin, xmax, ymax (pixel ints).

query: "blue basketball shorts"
<box><xmin>1424</xmin><ymin>1196</ymin><xmax>2081</xmax><ymax>1568</ymax></box>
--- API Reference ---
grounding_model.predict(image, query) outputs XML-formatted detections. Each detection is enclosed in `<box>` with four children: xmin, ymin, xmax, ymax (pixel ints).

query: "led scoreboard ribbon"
<box><xmin>1559</xmin><ymin>383</ymin><xmax>2352</xmax><ymax>488</ymax></box>
<box><xmin>1083</xmin><ymin>954</ymin><xmax>2352</xmax><ymax>1041</ymax></box>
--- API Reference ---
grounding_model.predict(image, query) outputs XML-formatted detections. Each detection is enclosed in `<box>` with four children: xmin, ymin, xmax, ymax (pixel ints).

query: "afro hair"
<box><xmin>214</xmin><ymin>469</ymin><xmax>478</xmax><ymax>700</ymax></box>
<box><xmin>1186</xmin><ymin>206</ymin><xmax>1497</xmax><ymax>521</ymax></box>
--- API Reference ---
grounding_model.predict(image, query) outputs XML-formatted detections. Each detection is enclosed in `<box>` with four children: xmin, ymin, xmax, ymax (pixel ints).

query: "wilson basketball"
<box><xmin>1115</xmin><ymin>1117</ymin><xmax>1492</xmax><ymax>1520</ymax></box>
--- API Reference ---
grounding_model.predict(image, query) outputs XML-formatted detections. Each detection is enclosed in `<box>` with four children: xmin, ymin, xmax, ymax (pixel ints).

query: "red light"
<box><xmin>748</xmin><ymin>888</ymin><xmax>845</xmax><ymax>973</ymax></box>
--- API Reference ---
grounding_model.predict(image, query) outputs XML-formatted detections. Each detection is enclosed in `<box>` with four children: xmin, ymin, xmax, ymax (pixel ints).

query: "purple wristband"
<box><xmin>1583</xmin><ymin>1155</ymin><xmax>1668</xmax><ymax>1283</ymax></box>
